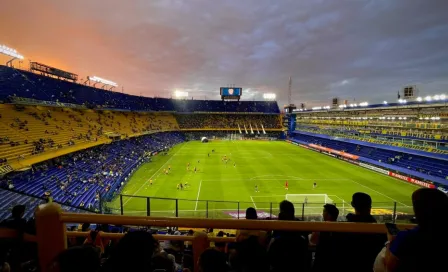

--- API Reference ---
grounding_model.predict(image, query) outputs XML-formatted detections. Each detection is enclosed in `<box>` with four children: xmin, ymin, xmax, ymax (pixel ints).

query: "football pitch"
<box><xmin>109</xmin><ymin>140</ymin><xmax>417</xmax><ymax>219</ymax></box>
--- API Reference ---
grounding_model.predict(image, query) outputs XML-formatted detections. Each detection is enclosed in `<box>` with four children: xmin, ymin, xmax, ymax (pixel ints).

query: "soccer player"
<box><xmin>168</xmin><ymin>165</ymin><xmax>171</xmax><ymax>171</ymax></box>
<box><xmin>198</xmin><ymin>160</ymin><xmax>200</xmax><ymax>163</ymax></box>
<box><xmin>304</xmin><ymin>196</ymin><xmax>308</xmax><ymax>206</ymax></box>
<box><xmin>285</xmin><ymin>181</ymin><xmax>289</xmax><ymax>190</ymax></box>
<box><xmin>184</xmin><ymin>181</ymin><xmax>189</xmax><ymax>188</ymax></box>
<box><xmin>313</xmin><ymin>182</ymin><xmax>317</xmax><ymax>189</ymax></box>
<box><xmin>208</xmin><ymin>153</ymin><xmax>210</xmax><ymax>157</ymax></box>
<box><xmin>149</xmin><ymin>179</ymin><xmax>153</xmax><ymax>186</ymax></box>
<box><xmin>177</xmin><ymin>184</ymin><xmax>180</xmax><ymax>190</ymax></box>
<box><xmin>234</xmin><ymin>162</ymin><xmax>236</xmax><ymax>167</ymax></box>
<box><xmin>255</xmin><ymin>184</ymin><xmax>259</xmax><ymax>192</ymax></box>
<box><xmin>180</xmin><ymin>183</ymin><xmax>184</xmax><ymax>190</ymax></box>
<box><xmin>194</xmin><ymin>166</ymin><xmax>197</xmax><ymax>173</ymax></box>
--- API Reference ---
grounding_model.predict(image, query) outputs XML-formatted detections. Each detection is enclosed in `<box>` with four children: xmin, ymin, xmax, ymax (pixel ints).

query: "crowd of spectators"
<box><xmin>0</xmin><ymin>65</ymin><xmax>280</xmax><ymax>113</ymax></box>
<box><xmin>176</xmin><ymin>114</ymin><xmax>281</xmax><ymax>129</ymax></box>
<box><xmin>1</xmin><ymin>189</ymin><xmax>446</xmax><ymax>272</ymax></box>
<box><xmin>0</xmin><ymin>132</ymin><xmax>184</xmax><ymax>211</ymax></box>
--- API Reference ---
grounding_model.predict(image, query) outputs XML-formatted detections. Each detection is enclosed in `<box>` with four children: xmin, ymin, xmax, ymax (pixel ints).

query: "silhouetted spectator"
<box><xmin>341</xmin><ymin>192</ymin><xmax>386</xmax><ymax>272</ymax></box>
<box><xmin>54</xmin><ymin>246</ymin><xmax>100</xmax><ymax>272</ymax></box>
<box><xmin>0</xmin><ymin>205</ymin><xmax>27</xmax><ymax>232</ymax></box>
<box><xmin>311</xmin><ymin>204</ymin><xmax>344</xmax><ymax>272</ymax></box>
<box><xmin>102</xmin><ymin>231</ymin><xmax>159</xmax><ymax>272</ymax></box>
<box><xmin>151</xmin><ymin>253</ymin><xmax>175</xmax><ymax>272</ymax></box>
<box><xmin>236</xmin><ymin>207</ymin><xmax>267</xmax><ymax>245</ymax></box>
<box><xmin>268</xmin><ymin>200</ymin><xmax>310</xmax><ymax>271</ymax></box>
<box><xmin>384</xmin><ymin>188</ymin><xmax>448</xmax><ymax>272</ymax></box>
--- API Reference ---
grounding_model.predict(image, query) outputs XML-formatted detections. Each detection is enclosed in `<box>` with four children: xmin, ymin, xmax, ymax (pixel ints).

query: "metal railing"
<box><xmin>0</xmin><ymin>203</ymin><xmax>416</xmax><ymax>272</ymax></box>
<box><xmin>107</xmin><ymin>194</ymin><xmax>414</xmax><ymax>223</ymax></box>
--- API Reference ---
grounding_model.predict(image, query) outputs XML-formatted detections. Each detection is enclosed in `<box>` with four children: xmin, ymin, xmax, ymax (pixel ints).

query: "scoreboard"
<box><xmin>220</xmin><ymin>87</ymin><xmax>242</xmax><ymax>100</ymax></box>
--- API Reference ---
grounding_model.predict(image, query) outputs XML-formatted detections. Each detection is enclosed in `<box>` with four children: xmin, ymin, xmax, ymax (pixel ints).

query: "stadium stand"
<box><xmin>0</xmin><ymin>65</ymin><xmax>280</xmax><ymax>113</ymax></box>
<box><xmin>1</xmin><ymin>132</ymin><xmax>183</xmax><ymax>212</ymax></box>
<box><xmin>176</xmin><ymin>113</ymin><xmax>281</xmax><ymax>130</ymax></box>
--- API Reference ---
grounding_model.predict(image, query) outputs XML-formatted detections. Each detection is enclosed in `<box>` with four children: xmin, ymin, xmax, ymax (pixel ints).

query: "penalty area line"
<box><xmin>250</xmin><ymin>196</ymin><xmax>258</xmax><ymax>210</ymax></box>
<box><xmin>194</xmin><ymin>180</ymin><xmax>203</xmax><ymax>211</ymax></box>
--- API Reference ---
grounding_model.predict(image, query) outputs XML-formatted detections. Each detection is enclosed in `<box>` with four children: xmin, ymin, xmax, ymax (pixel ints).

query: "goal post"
<box><xmin>285</xmin><ymin>194</ymin><xmax>333</xmax><ymax>204</ymax></box>
<box><xmin>285</xmin><ymin>194</ymin><xmax>346</xmax><ymax>217</ymax></box>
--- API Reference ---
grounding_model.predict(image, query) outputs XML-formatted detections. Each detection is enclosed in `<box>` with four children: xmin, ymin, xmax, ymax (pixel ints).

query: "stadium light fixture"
<box><xmin>174</xmin><ymin>90</ymin><xmax>188</xmax><ymax>98</ymax></box>
<box><xmin>433</xmin><ymin>95</ymin><xmax>440</xmax><ymax>101</ymax></box>
<box><xmin>424</xmin><ymin>96</ymin><xmax>432</xmax><ymax>102</ymax></box>
<box><xmin>383</xmin><ymin>101</ymin><xmax>388</xmax><ymax>105</ymax></box>
<box><xmin>398</xmin><ymin>99</ymin><xmax>407</xmax><ymax>104</ymax></box>
<box><xmin>263</xmin><ymin>93</ymin><xmax>276</xmax><ymax>100</ymax></box>
<box><xmin>0</xmin><ymin>44</ymin><xmax>24</xmax><ymax>60</ymax></box>
<box><xmin>87</xmin><ymin>76</ymin><xmax>118</xmax><ymax>87</ymax></box>
<box><xmin>440</xmin><ymin>94</ymin><xmax>446</xmax><ymax>100</ymax></box>
<box><xmin>359</xmin><ymin>102</ymin><xmax>369</xmax><ymax>107</ymax></box>
<box><xmin>416</xmin><ymin>97</ymin><xmax>423</xmax><ymax>102</ymax></box>
<box><xmin>312</xmin><ymin>106</ymin><xmax>322</xmax><ymax>110</ymax></box>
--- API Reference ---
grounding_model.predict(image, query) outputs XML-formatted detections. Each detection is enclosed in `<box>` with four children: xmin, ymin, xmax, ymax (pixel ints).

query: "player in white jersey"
<box><xmin>313</xmin><ymin>182</ymin><xmax>317</xmax><ymax>189</ymax></box>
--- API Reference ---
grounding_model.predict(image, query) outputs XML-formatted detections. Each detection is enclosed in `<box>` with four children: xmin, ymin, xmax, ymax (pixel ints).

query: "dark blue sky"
<box><xmin>1</xmin><ymin>0</ymin><xmax>448</xmax><ymax>106</ymax></box>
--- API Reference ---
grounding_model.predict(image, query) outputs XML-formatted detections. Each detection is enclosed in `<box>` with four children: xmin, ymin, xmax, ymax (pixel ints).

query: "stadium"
<box><xmin>1</xmin><ymin>3</ymin><xmax>448</xmax><ymax>270</ymax></box>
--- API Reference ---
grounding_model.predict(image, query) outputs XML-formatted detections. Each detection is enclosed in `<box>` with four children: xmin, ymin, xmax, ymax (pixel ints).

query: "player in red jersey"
<box><xmin>285</xmin><ymin>181</ymin><xmax>289</xmax><ymax>190</ymax></box>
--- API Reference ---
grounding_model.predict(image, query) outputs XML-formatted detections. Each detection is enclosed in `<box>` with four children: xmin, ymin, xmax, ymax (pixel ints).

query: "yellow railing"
<box><xmin>1</xmin><ymin>203</ymin><xmax>416</xmax><ymax>272</ymax></box>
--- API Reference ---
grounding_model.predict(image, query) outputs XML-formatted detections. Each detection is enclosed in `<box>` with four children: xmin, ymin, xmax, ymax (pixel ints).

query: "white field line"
<box><xmin>203</xmin><ymin>178</ymin><xmax>350</xmax><ymax>182</ymax></box>
<box><xmin>118</xmin><ymin>205</ymin><xmax>405</xmax><ymax>215</ymax></box>
<box><xmin>348</xmin><ymin>179</ymin><xmax>410</xmax><ymax>207</ymax></box>
<box><xmin>250</xmin><ymin>196</ymin><xmax>258</xmax><ymax>209</ymax></box>
<box><xmin>123</xmin><ymin>143</ymin><xmax>186</xmax><ymax>206</ymax></box>
<box><xmin>194</xmin><ymin>180</ymin><xmax>203</xmax><ymax>211</ymax></box>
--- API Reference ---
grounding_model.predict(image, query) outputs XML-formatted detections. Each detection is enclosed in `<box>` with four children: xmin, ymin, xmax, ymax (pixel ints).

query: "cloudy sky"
<box><xmin>1</xmin><ymin>0</ymin><xmax>448</xmax><ymax>106</ymax></box>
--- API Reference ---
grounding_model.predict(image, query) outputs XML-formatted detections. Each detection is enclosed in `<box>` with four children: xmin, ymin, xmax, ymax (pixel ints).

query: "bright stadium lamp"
<box><xmin>0</xmin><ymin>44</ymin><xmax>24</xmax><ymax>67</ymax></box>
<box><xmin>416</xmin><ymin>97</ymin><xmax>423</xmax><ymax>102</ymax></box>
<box><xmin>359</xmin><ymin>102</ymin><xmax>369</xmax><ymax>107</ymax></box>
<box><xmin>440</xmin><ymin>94</ymin><xmax>446</xmax><ymax>100</ymax></box>
<box><xmin>383</xmin><ymin>101</ymin><xmax>388</xmax><ymax>105</ymax></box>
<box><xmin>87</xmin><ymin>76</ymin><xmax>118</xmax><ymax>87</ymax></box>
<box><xmin>174</xmin><ymin>90</ymin><xmax>188</xmax><ymax>98</ymax></box>
<box><xmin>263</xmin><ymin>93</ymin><xmax>276</xmax><ymax>100</ymax></box>
<box><xmin>433</xmin><ymin>95</ymin><xmax>440</xmax><ymax>101</ymax></box>
<box><xmin>424</xmin><ymin>96</ymin><xmax>432</xmax><ymax>102</ymax></box>
<box><xmin>0</xmin><ymin>45</ymin><xmax>24</xmax><ymax>59</ymax></box>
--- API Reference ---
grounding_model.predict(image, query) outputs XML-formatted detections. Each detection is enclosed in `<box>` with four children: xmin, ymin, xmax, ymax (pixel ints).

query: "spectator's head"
<box><xmin>412</xmin><ymin>188</ymin><xmax>448</xmax><ymax>231</ymax></box>
<box><xmin>279</xmin><ymin>200</ymin><xmax>295</xmax><ymax>220</ymax></box>
<box><xmin>198</xmin><ymin>248</ymin><xmax>228</xmax><ymax>272</ymax></box>
<box><xmin>11</xmin><ymin>205</ymin><xmax>25</xmax><ymax>219</ymax></box>
<box><xmin>103</xmin><ymin>231</ymin><xmax>158</xmax><ymax>272</ymax></box>
<box><xmin>81</xmin><ymin>223</ymin><xmax>90</xmax><ymax>232</ymax></box>
<box><xmin>245</xmin><ymin>207</ymin><xmax>257</xmax><ymax>220</ymax></box>
<box><xmin>351</xmin><ymin>192</ymin><xmax>372</xmax><ymax>215</ymax></box>
<box><xmin>55</xmin><ymin>246</ymin><xmax>100</xmax><ymax>272</ymax></box>
<box><xmin>323</xmin><ymin>204</ymin><xmax>339</xmax><ymax>222</ymax></box>
<box><xmin>151</xmin><ymin>253</ymin><xmax>175</xmax><ymax>272</ymax></box>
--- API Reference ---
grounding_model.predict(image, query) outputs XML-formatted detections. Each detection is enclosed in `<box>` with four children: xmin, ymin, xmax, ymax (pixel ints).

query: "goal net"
<box><xmin>286</xmin><ymin>194</ymin><xmax>333</xmax><ymax>204</ymax></box>
<box><xmin>285</xmin><ymin>194</ymin><xmax>335</xmax><ymax>216</ymax></box>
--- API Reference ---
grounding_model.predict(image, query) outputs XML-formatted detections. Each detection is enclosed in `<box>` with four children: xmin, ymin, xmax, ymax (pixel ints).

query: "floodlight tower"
<box><xmin>288</xmin><ymin>76</ymin><xmax>292</xmax><ymax>105</ymax></box>
<box><xmin>0</xmin><ymin>45</ymin><xmax>24</xmax><ymax>67</ymax></box>
<box><xmin>86</xmin><ymin>76</ymin><xmax>118</xmax><ymax>90</ymax></box>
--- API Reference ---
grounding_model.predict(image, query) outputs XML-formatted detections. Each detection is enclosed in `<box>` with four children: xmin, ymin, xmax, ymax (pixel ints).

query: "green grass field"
<box><xmin>109</xmin><ymin>140</ymin><xmax>418</xmax><ymax>220</ymax></box>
